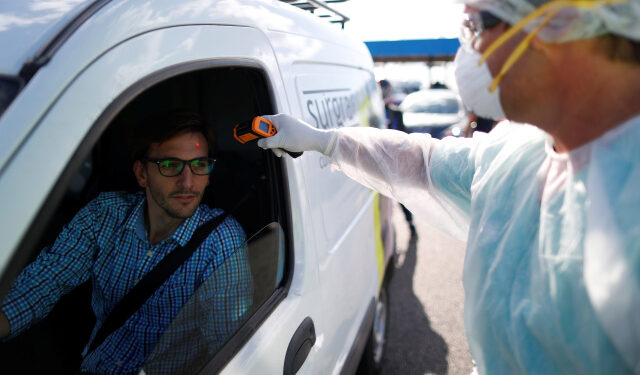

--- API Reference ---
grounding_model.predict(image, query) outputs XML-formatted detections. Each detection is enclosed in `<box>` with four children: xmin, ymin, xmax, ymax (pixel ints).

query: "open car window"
<box><xmin>142</xmin><ymin>222</ymin><xmax>284</xmax><ymax>375</ymax></box>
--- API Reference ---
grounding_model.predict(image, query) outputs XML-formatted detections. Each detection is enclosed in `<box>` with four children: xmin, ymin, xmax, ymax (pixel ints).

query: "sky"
<box><xmin>327</xmin><ymin>0</ymin><xmax>465</xmax><ymax>88</ymax></box>
<box><xmin>328</xmin><ymin>0</ymin><xmax>464</xmax><ymax>42</ymax></box>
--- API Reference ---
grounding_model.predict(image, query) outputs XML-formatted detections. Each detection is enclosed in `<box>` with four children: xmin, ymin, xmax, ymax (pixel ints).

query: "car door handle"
<box><xmin>283</xmin><ymin>317</ymin><xmax>316</xmax><ymax>375</ymax></box>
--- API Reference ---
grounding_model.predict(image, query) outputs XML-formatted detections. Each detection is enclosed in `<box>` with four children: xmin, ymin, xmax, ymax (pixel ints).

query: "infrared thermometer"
<box><xmin>234</xmin><ymin>116</ymin><xmax>303</xmax><ymax>158</ymax></box>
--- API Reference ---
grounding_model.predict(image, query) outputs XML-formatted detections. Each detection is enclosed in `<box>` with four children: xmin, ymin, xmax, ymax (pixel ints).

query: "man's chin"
<box><xmin>166</xmin><ymin>200</ymin><xmax>200</xmax><ymax>220</ymax></box>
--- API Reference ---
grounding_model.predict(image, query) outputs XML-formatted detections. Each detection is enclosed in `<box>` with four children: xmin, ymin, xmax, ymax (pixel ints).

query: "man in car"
<box><xmin>0</xmin><ymin>111</ymin><xmax>252</xmax><ymax>374</ymax></box>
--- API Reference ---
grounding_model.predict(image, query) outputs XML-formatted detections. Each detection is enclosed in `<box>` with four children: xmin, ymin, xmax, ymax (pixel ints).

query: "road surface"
<box><xmin>381</xmin><ymin>204</ymin><xmax>473</xmax><ymax>375</ymax></box>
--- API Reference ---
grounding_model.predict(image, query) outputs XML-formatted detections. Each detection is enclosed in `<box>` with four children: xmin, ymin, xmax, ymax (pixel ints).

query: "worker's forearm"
<box><xmin>0</xmin><ymin>310</ymin><xmax>10</xmax><ymax>339</ymax></box>
<box><xmin>330</xmin><ymin>127</ymin><xmax>432</xmax><ymax>196</ymax></box>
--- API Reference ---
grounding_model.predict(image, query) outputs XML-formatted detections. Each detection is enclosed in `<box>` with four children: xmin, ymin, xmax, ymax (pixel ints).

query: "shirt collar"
<box><xmin>169</xmin><ymin>205</ymin><xmax>204</xmax><ymax>247</ymax></box>
<box><xmin>124</xmin><ymin>193</ymin><xmax>147</xmax><ymax>241</ymax></box>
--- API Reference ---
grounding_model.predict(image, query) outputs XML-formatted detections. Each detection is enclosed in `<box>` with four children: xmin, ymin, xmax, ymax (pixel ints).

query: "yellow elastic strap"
<box><xmin>487</xmin><ymin>7</ymin><xmax>560</xmax><ymax>91</ymax></box>
<box><xmin>479</xmin><ymin>0</ymin><xmax>627</xmax><ymax>92</ymax></box>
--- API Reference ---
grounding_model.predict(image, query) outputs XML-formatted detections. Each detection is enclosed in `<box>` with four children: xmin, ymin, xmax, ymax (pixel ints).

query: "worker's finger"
<box><xmin>258</xmin><ymin>136</ymin><xmax>281</xmax><ymax>149</ymax></box>
<box><xmin>272</xmin><ymin>148</ymin><xmax>284</xmax><ymax>157</ymax></box>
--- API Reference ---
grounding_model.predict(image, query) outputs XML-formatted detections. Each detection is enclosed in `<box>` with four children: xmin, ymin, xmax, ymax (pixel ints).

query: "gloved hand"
<box><xmin>257</xmin><ymin>114</ymin><xmax>336</xmax><ymax>157</ymax></box>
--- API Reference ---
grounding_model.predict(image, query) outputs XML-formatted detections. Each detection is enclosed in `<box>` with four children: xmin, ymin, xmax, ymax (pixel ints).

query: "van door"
<box><xmin>0</xmin><ymin>24</ymin><xmax>321</xmax><ymax>374</ymax></box>
<box><xmin>267</xmin><ymin>28</ymin><xmax>388</xmax><ymax>373</ymax></box>
<box><xmin>296</xmin><ymin>68</ymin><xmax>387</xmax><ymax>374</ymax></box>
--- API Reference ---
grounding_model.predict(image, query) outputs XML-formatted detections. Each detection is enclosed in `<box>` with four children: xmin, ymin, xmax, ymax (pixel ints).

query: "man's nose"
<box><xmin>177</xmin><ymin>165</ymin><xmax>195</xmax><ymax>188</ymax></box>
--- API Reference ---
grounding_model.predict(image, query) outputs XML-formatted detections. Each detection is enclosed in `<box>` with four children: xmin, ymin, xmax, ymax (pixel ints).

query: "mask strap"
<box><xmin>478</xmin><ymin>0</ymin><xmax>627</xmax><ymax>92</ymax></box>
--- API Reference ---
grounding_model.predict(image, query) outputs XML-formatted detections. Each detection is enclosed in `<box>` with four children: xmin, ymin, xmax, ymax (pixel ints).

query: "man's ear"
<box><xmin>530</xmin><ymin>34</ymin><xmax>549</xmax><ymax>53</ymax></box>
<box><xmin>530</xmin><ymin>34</ymin><xmax>563</xmax><ymax>69</ymax></box>
<box><xmin>133</xmin><ymin>160</ymin><xmax>147</xmax><ymax>188</ymax></box>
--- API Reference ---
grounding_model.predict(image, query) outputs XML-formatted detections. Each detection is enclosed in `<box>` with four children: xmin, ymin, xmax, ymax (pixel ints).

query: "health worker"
<box><xmin>257</xmin><ymin>0</ymin><xmax>640</xmax><ymax>373</ymax></box>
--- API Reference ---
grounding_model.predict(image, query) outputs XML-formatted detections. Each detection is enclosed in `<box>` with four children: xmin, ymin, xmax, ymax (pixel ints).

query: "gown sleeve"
<box><xmin>328</xmin><ymin>126</ymin><xmax>488</xmax><ymax>240</ymax></box>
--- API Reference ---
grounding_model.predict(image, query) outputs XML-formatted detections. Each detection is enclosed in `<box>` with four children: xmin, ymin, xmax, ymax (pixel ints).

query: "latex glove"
<box><xmin>257</xmin><ymin>114</ymin><xmax>336</xmax><ymax>157</ymax></box>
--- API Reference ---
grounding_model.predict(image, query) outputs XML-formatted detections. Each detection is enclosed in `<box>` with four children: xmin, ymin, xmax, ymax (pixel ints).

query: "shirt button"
<box><xmin>147</xmin><ymin>251</ymin><xmax>153</xmax><ymax>257</ymax></box>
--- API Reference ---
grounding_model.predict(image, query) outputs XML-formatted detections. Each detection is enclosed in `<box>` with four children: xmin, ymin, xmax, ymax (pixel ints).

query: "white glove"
<box><xmin>257</xmin><ymin>114</ymin><xmax>336</xmax><ymax>157</ymax></box>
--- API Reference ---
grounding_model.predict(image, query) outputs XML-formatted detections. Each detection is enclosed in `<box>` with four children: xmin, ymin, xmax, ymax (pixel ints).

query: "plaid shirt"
<box><xmin>2</xmin><ymin>191</ymin><xmax>252</xmax><ymax>374</ymax></box>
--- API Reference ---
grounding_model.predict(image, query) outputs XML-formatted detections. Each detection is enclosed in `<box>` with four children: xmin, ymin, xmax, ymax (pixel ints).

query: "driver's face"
<box><xmin>139</xmin><ymin>131</ymin><xmax>210</xmax><ymax>220</ymax></box>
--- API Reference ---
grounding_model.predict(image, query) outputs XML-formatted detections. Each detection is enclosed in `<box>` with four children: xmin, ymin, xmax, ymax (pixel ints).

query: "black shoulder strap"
<box><xmin>87</xmin><ymin>211</ymin><xmax>231</xmax><ymax>354</ymax></box>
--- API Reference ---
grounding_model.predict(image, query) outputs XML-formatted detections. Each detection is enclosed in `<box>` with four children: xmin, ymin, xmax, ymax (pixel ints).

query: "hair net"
<box><xmin>459</xmin><ymin>0</ymin><xmax>640</xmax><ymax>42</ymax></box>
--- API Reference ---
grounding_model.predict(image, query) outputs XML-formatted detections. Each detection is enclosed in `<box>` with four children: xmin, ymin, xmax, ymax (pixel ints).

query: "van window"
<box><xmin>0</xmin><ymin>67</ymin><xmax>288</xmax><ymax>374</ymax></box>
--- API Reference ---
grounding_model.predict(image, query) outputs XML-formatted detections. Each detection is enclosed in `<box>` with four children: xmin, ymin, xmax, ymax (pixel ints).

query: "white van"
<box><xmin>0</xmin><ymin>0</ymin><xmax>396</xmax><ymax>374</ymax></box>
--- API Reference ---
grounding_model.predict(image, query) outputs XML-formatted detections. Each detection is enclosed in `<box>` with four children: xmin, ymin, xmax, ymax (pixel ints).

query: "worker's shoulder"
<box><xmin>488</xmin><ymin>120</ymin><xmax>544</xmax><ymax>141</ymax></box>
<box><xmin>597</xmin><ymin>114</ymin><xmax>640</xmax><ymax>160</ymax></box>
<box><xmin>473</xmin><ymin>121</ymin><xmax>546</xmax><ymax>164</ymax></box>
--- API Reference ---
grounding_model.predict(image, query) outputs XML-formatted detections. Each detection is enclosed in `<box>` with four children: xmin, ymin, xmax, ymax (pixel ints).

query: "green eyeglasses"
<box><xmin>144</xmin><ymin>157</ymin><xmax>216</xmax><ymax>177</ymax></box>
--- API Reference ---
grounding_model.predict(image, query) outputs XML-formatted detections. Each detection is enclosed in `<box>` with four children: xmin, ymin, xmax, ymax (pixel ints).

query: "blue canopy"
<box><xmin>365</xmin><ymin>38</ymin><xmax>461</xmax><ymax>62</ymax></box>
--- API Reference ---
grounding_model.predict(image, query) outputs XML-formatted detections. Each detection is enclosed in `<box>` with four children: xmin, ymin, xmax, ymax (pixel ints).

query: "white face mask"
<box><xmin>453</xmin><ymin>47</ymin><xmax>506</xmax><ymax>121</ymax></box>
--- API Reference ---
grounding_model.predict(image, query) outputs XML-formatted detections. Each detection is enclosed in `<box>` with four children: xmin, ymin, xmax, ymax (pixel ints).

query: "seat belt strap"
<box><xmin>87</xmin><ymin>211</ymin><xmax>230</xmax><ymax>354</ymax></box>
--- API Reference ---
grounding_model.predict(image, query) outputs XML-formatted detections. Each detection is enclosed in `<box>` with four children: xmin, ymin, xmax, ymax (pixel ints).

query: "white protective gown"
<box><xmin>329</xmin><ymin>116</ymin><xmax>640</xmax><ymax>374</ymax></box>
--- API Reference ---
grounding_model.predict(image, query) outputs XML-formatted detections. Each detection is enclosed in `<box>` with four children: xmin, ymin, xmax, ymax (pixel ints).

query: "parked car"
<box><xmin>386</xmin><ymin>80</ymin><xmax>422</xmax><ymax>105</ymax></box>
<box><xmin>0</xmin><ymin>1</ymin><xmax>396</xmax><ymax>374</ymax></box>
<box><xmin>399</xmin><ymin>89</ymin><xmax>467</xmax><ymax>139</ymax></box>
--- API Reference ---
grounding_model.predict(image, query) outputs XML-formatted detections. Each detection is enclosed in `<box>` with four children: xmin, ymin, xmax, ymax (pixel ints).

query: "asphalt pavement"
<box><xmin>380</xmin><ymin>204</ymin><xmax>472</xmax><ymax>375</ymax></box>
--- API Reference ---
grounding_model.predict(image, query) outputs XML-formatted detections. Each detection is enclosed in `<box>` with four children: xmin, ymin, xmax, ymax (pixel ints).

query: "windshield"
<box><xmin>0</xmin><ymin>77</ymin><xmax>21</xmax><ymax>119</ymax></box>
<box><xmin>0</xmin><ymin>0</ymin><xmax>93</xmax><ymax>74</ymax></box>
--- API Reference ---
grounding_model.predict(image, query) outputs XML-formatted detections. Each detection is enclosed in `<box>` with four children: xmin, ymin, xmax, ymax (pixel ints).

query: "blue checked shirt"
<box><xmin>1</xmin><ymin>191</ymin><xmax>252</xmax><ymax>374</ymax></box>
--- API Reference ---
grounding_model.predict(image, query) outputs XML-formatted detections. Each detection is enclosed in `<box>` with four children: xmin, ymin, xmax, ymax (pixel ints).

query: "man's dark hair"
<box><xmin>131</xmin><ymin>110</ymin><xmax>216</xmax><ymax>161</ymax></box>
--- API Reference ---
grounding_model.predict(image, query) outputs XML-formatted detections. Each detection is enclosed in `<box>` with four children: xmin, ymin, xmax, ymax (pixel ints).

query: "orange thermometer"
<box><xmin>234</xmin><ymin>116</ymin><xmax>303</xmax><ymax>158</ymax></box>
